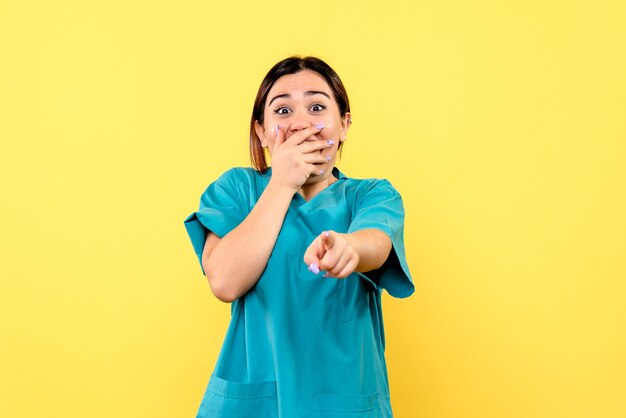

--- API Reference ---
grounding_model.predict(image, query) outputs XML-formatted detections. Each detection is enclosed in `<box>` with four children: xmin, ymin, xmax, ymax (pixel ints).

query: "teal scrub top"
<box><xmin>183</xmin><ymin>166</ymin><xmax>414</xmax><ymax>418</ymax></box>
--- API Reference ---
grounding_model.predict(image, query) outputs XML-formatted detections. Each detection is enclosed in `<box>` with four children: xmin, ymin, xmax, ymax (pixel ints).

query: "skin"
<box><xmin>202</xmin><ymin>70</ymin><xmax>392</xmax><ymax>302</ymax></box>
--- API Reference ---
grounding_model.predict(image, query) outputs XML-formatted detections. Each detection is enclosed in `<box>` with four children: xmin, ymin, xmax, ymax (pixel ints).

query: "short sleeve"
<box><xmin>183</xmin><ymin>168</ymin><xmax>249</xmax><ymax>275</ymax></box>
<box><xmin>348</xmin><ymin>179</ymin><xmax>414</xmax><ymax>298</ymax></box>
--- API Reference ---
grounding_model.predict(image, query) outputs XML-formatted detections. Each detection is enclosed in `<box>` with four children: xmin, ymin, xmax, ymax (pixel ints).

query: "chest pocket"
<box><xmin>196</xmin><ymin>374</ymin><xmax>278</xmax><ymax>418</ymax></box>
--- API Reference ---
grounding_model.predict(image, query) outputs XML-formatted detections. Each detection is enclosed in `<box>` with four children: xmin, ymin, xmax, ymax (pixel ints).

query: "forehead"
<box><xmin>268</xmin><ymin>70</ymin><xmax>331</xmax><ymax>97</ymax></box>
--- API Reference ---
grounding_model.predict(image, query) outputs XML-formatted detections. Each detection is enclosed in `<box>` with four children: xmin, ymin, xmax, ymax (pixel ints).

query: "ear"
<box><xmin>254</xmin><ymin>120</ymin><xmax>268</xmax><ymax>147</ymax></box>
<box><xmin>338</xmin><ymin>112</ymin><xmax>351</xmax><ymax>143</ymax></box>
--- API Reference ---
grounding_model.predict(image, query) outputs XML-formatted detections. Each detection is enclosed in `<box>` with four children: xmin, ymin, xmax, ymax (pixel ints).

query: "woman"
<box><xmin>184</xmin><ymin>56</ymin><xmax>414</xmax><ymax>418</ymax></box>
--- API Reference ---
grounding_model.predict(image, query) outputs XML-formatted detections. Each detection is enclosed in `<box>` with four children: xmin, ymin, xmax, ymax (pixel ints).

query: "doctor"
<box><xmin>184</xmin><ymin>55</ymin><xmax>414</xmax><ymax>418</ymax></box>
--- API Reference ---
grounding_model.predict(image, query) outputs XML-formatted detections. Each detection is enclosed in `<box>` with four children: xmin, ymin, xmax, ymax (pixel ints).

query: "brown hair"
<box><xmin>249</xmin><ymin>56</ymin><xmax>351</xmax><ymax>172</ymax></box>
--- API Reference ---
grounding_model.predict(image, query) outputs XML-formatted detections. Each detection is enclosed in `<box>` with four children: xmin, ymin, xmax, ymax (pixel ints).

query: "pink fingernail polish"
<box><xmin>327</xmin><ymin>140</ymin><xmax>335</xmax><ymax>145</ymax></box>
<box><xmin>319</xmin><ymin>169</ymin><xmax>324</xmax><ymax>175</ymax></box>
<box><xmin>326</xmin><ymin>155</ymin><xmax>331</xmax><ymax>161</ymax></box>
<box><xmin>309</xmin><ymin>263</ymin><xmax>320</xmax><ymax>274</ymax></box>
<box><xmin>323</xmin><ymin>231</ymin><xmax>329</xmax><ymax>237</ymax></box>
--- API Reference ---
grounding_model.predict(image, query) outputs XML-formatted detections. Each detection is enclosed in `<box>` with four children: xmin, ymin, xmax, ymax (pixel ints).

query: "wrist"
<box><xmin>267</xmin><ymin>177</ymin><xmax>297</xmax><ymax>199</ymax></box>
<box><xmin>341</xmin><ymin>232</ymin><xmax>360</xmax><ymax>256</ymax></box>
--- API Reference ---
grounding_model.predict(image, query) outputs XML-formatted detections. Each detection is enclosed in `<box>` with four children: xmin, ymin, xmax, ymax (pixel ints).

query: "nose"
<box><xmin>289</xmin><ymin>111</ymin><xmax>311</xmax><ymax>133</ymax></box>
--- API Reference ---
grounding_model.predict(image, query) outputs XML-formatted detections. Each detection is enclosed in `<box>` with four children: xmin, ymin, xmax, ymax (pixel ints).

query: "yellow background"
<box><xmin>1</xmin><ymin>1</ymin><xmax>625</xmax><ymax>417</ymax></box>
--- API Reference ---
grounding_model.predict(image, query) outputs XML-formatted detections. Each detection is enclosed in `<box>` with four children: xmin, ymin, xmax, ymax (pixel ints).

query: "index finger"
<box><xmin>321</xmin><ymin>231</ymin><xmax>335</xmax><ymax>250</ymax></box>
<box><xmin>303</xmin><ymin>235</ymin><xmax>325</xmax><ymax>274</ymax></box>
<box><xmin>285</xmin><ymin>123</ymin><xmax>325</xmax><ymax>146</ymax></box>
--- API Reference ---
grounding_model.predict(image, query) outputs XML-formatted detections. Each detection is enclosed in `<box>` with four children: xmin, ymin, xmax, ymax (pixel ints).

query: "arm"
<box><xmin>202</xmin><ymin>180</ymin><xmax>294</xmax><ymax>303</ymax></box>
<box><xmin>303</xmin><ymin>229</ymin><xmax>392</xmax><ymax>279</ymax></box>
<box><xmin>345</xmin><ymin>229</ymin><xmax>392</xmax><ymax>272</ymax></box>
<box><xmin>301</xmin><ymin>179</ymin><xmax>415</xmax><ymax>296</ymax></box>
<box><xmin>202</xmin><ymin>124</ymin><xmax>332</xmax><ymax>302</ymax></box>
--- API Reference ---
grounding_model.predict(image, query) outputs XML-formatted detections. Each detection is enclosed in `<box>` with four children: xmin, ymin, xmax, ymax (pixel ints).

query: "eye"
<box><xmin>310</xmin><ymin>103</ymin><xmax>326</xmax><ymax>112</ymax></box>
<box><xmin>273</xmin><ymin>106</ymin><xmax>291</xmax><ymax>115</ymax></box>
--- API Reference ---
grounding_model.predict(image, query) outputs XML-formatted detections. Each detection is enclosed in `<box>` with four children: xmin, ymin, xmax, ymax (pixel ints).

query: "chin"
<box><xmin>304</xmin><ymin>172</ymin><xmax>325</xmax><ymax>184</ymax></box>
<box><xmin>306</xmin><ymin>169</ymin><xmax>334</xmax><ymax>185</ymax></box>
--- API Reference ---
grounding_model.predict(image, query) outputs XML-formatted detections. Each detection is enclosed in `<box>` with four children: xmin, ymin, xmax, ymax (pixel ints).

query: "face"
<box><xmin>254</xmin><ymin>70</ymin><xmax>350</xmax><ymax>182</ymax></box>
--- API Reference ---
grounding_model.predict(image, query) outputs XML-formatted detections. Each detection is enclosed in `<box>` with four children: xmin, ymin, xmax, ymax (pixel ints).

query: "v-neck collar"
<box><xmin>295</xmin><ymin>166</ymin><xmax>348</xmax><ymax>204</ymax></box>
<box><xmin>260</xmin><ymin>166</ymin><xmax>348</xmax><ymax>206</ymax></box>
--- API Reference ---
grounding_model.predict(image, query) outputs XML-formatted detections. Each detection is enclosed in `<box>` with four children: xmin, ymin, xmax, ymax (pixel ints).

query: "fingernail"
<box><xmin>275</xmin><ymin>125</ymin><xmax>279</xmax><ymax>135</ymax></box>
<box><xmin>315</xmin><ymin>123</ymin><xmax>325</xmax><ymax>129</ymax></box>
<box><xmin>309</xmin><ymin>263</ymin><xmax>320</xmax><ymax>274</ymax></box>
<box><xmin>319</xmin><ymin>169</ymin><xmax>324</xmax><ymax>175</ymax></box>
<box><xmin>325</xmin><ymin>155</ymin><xmax>331</xmax><ymax>161</ymax></box>
<box><xmin>327</xmin><ymin>140</ymin><xmax>335</xmax><ymax>145</ymax></box>
<box><xmin>323</xmin><ymin>231</ymin><xmax>329</xmax><ymax>237</ymax></box>
<box><xmin>323</xmin><ymin>272</ymin><xmax>331</xmax><ymax>278</ymax></box>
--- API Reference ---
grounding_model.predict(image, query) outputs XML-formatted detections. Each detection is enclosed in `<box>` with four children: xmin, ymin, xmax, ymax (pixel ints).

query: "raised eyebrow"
<box><xmin>267</xmin><ymin>91</ymin><xmax>331</xmax><ymax>107</ymax></box>
<box><xmin>268</xmin><ymin>93</ymin><xmax>290</xmax><ymax>107</ymax></box>
<box><xmin>304</xmin><ymin>90</ymin><xmax>331</xmax><ymax>100</ymax></box>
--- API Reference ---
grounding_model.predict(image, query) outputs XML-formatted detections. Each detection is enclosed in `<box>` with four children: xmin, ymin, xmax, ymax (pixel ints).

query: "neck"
<box><xmin>297</xmin><ymin>173</ymin><xmax>337</xmax><ymax>201</ymax></box>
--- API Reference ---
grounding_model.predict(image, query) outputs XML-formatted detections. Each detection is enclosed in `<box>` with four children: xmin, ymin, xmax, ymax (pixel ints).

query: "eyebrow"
<box><xmin>267</xmin><ymin>90</ymin><xmax>331</xmax><ymax>107</ymax></box>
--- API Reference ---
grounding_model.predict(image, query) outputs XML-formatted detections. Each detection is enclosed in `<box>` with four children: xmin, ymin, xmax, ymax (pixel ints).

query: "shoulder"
<box><xmin>206</xmin><ymin>167</ymin><xmax>260</xmax><ymax>190</ymax></box>
<box><xmin>198</xmin><ymin>167</ymin><xmax>262</xmax><ymax>208</ymax></box>
<box><xmin>215</xmin><ymin>166</ymin><xmax>258</xmax><ymax>182</ymax></box>
<box><xmin>345</xmin><ymin>175</ymin><xmax>402</xmax><ymax>201</ymax></box>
